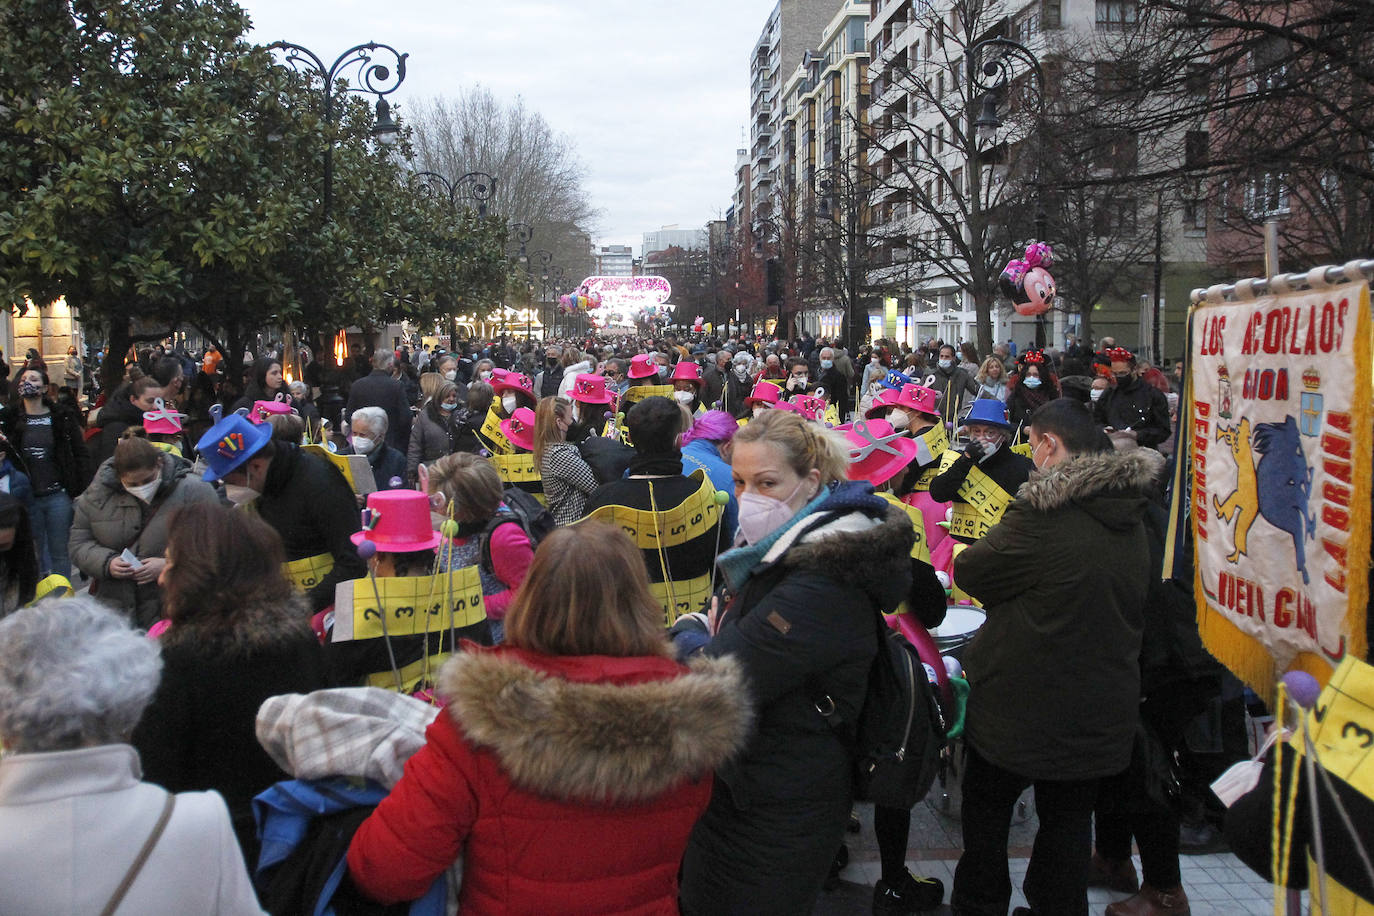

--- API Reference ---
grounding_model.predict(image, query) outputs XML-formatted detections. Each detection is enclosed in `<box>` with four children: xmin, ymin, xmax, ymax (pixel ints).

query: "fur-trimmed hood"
<box><xmin>439</xmin><ymin>649</ymin><xmax>751</xmax><ymax>805</ymax></box>
<box><xmin>1018</xmin><ymin>448</ymin><xmax>1165</xmax><ymax>527</ymax></box>
<box><xmin>159</xmin><ymin>591</ymin><xmax>316</xmax><ymax>654</ymax></box>
<box><xmin>758</xmin><ymin>484</ymin><xmax>916</xmax><ymax>612</ymax></box>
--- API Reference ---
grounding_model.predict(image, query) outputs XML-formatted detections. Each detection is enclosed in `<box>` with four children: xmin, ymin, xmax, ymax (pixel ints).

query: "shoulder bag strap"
<box><xmin>98</xmin><ymin>792</ymin><xmax>176</xmax><ymax>916</ymax></box>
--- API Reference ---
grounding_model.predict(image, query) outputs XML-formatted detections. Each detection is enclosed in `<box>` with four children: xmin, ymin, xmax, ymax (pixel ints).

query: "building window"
<box><xmin>1093</xmin><ymin>196</ymin><xmax>1138</xmax><ymax>235</ymax></box>
<box><xmin>1092</xmin><ymin>131</ymin><xmax>1138</xmax><ymax>172</ymax></box>
<box><xmin>1042</xmin><ymin>0</ymin><xmax>1062</xmax><ymax>29</ymax></box>
<box><xmin>1183</xmin><ymin>199</ymin><xmax>1207</xmax><ymax>230</ymax></box>
<box><xmin>1244</xmin><ymin>172</ymin><xmax>1289</xmax><ymax>217</ymax></box>
<box><xmin>1246</xmin><ymin>35</ymin><xmax>1292</xmax><ymax>93</ymax></box>
<box><xmin>1095</xmin><ymin>0</ymin><xmax>1138</xmax><ymax>29</ymax></box>
<box><xmin>1185</xmin><ymin>130</ymin><xmax>1209</xmax><ymax>169</ymax></box>
<box><xmin>1185</xmin><ymin>63</ymin><xmax>1209</xmax><ymax>97</ymax></box>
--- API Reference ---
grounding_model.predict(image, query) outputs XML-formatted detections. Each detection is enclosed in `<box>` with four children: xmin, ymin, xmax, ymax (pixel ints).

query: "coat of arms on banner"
<box><xmin>1189</xmin><ymin>275</ymin><xmax>1371</xmax><ymax>692</ymax></box>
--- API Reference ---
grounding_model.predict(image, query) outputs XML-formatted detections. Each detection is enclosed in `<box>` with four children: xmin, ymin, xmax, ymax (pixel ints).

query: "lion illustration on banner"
<box><xmin>1214</xmin><ymin>418</ymin><xmax>1259</xmax><ymax>563</ymax></box>
<box><xmin>1213</xmin><ymin>414</ymin><xmax>1316</xmax><ymax>584</ymax></box>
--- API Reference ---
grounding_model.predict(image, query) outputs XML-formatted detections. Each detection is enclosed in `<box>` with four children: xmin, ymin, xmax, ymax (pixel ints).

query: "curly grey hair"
<box><xmin>0</xmin><ymin>596</ymin><xmax>163</xmax><ymax>753</ymax></box>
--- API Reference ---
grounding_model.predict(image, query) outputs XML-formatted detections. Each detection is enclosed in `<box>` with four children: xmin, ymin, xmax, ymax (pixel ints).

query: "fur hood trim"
<box><xmin>1018</xmin><ymin>448</ymin><xmax>1165</xmax><ymax>512</ymax></box>
<box><xmin>439</xmin><ymin>652</ymin><xmax>751</xmax><ymax>804</ymax></box>
<box><xmin>775</xmin><ymin>503</ymin><xmax>915</xmax><ymax>583</ymax></box>
<box><xmin>159</xmin><ymin>591</ymin><xmax>315</xmax><ymax>653</ymax></box>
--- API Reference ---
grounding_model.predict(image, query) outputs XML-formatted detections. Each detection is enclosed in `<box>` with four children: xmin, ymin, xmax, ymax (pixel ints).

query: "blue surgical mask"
<box><xmin>1023</xmin><ymin>377</ymin><xmax>1042</xmax><ymax>389</ymax></box>
<box><xmin>820</xmin><ymin>359</ymin><xmax>834</xmax><ymax>370</ymax></box>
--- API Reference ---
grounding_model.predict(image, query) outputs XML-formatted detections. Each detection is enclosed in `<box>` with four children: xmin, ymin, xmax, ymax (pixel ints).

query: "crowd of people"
<box><xmin>0</xmin><ymin>328</ymin><xmax>1339</xmax><ymax>916</ymax></box>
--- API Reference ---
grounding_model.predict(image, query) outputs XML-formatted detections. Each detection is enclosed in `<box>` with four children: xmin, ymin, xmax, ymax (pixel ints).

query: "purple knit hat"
<box><xmin>681</xmin><ymin>410</ymin><xmax>739</xmax><ymax>446</ymax></box>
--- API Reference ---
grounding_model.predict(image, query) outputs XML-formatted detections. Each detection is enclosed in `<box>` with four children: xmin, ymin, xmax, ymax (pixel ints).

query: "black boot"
<box><xmin>872</xmin><ymin>870</ymin><xmax>945</xmax><ymax>914</ymax></box>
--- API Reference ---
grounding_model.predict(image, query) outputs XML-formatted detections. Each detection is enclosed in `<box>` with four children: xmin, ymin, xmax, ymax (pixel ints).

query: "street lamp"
<box><xmin>414</xmin><ymin>170</ymin><xmax>498</xmax><ymax>218</ymax></box>
<box><xmin>965</xmin><ymin>37</ymin><xmax>1047</xmax><ymax>345</ymax></box>
<box><xmin>267</xmin><ymin>40</ymin><xmax>409</xmax><ymax>219</ymax></box>
<box><xmin>751</xmin><ymin>218</ymin><xmax>782</xmax><ymax>338</ymax></box>
<box><xmin>527</xmin><ymin>249</ymin><xmax>553</xmax><ymax>340</ymax></box>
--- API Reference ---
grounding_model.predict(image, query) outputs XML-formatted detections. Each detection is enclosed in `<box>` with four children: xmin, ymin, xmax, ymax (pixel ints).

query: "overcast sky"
<box><xmin>239</xmin><ymin>0</ymin><xmax>777</xmax><ymax>254</ymax></box>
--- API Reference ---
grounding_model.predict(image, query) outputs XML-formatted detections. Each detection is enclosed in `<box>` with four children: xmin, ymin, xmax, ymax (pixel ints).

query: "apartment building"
<box><xmin>777</xmin><ymin>1</ymin><xmax>872</xmax><ymax>339</ymax></box>
<box><xmin>864</xmin><ymin>0</ymin><xmax>1209</xmax><ymax>356</ymax></box>
<box><xmin>747</xmin><ymin>1</ymin><xmax>846</xmax><ymax>227</ymax></box>
<box><xmin>595</xmin><ymin>245</ymin><xmax>635</xmax><ymax>278</ymax></box>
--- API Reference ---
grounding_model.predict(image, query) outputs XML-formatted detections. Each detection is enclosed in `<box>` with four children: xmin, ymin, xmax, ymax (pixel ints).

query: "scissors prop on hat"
<box><xmin>142</xmin><ymin>398</ymin><xmax>186</xmax><ymax>427</ymax></box>
<box><xmin>846</xmin><ymin>419</ymin><xmax>909</xmax><ymax>464</ymax></box>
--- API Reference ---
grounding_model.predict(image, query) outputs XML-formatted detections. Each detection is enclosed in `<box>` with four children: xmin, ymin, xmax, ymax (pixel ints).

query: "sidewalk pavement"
<box><xmin>813</xmin><ymin>796</ymin><xmax>1300</xmax><ymax>916</ymax></box>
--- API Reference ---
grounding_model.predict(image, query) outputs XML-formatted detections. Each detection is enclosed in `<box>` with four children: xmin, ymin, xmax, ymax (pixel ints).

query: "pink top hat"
<box><xmin>792</xmin><ymin>393</ymin><xmax>828</xmax><ymax>421</ymax></box>
<box><xmin>864</xmin><ymin>386</ymin><xmax>902</xmax><ymax>419</ymax></box>
<box><xmin>570</xmin><ymin>372</ymin><xmax>614</xmax><ymax>405</ymax></box>
<box><xmin>492</xmin><ymin>372</ymin><xmax>535</xmax><ymax>404</ymax></box>
<box><xmin>500</xmin><ymin>407</ymin><xmax>537</xmax><ymax>452</ymax></box>
<box><xmin>892</xmin><ymin>383</ymin><xmax>942</xmax><ymax>419</ymax></box>
<box><xmin>142</xmin><ymin>398</ymin><xmax>186</xmax><ymax>436</ymax></box>
<box><xmin>628</xmin><ymin>353</ymin><xmax>659</xmax><ymax>380</ymax></box>
<box><xmin>845</xmin><ymin>418</ymin><xmax>919</xmax><ymax>487</ymax></box>
<box><xmin>670</xmin><ymin>361</ymin><xmax>702</xmax><ymax>387</ymax></box>
<box><xmin>351</xmin><ymin>490</ymin><xmax>443</xmax><ymax>552</ymax></box>
<box><xmin>249</xmin><ymin>399</ymin><xmax>295</xmax><ymax>425</ymax></box>
<box><xmin>744</xmin><ymin>381</ymin><xmax>782</xmax><ymax>409</ymax></box>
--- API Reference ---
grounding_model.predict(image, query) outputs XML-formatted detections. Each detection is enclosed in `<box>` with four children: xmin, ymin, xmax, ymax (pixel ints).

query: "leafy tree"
<box><xmin>0</xmin><ymin>0</ymin><xmax>507</xmax><ymax>393</ymax></box>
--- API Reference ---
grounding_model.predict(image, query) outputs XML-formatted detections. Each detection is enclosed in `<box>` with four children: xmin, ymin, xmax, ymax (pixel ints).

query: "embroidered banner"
<box><xmin>1190</xmin><ymin>277</ymin><xmax>1371</xmax><ymax>692</ymax></box>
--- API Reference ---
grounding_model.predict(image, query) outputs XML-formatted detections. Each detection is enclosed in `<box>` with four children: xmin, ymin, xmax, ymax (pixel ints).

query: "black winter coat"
<box><xmin>0</xmin><ymin>400</ymin><xmax>91</xmax><ymax>497</ymax></box>
<box><xmin>258</xmin><ymin>443</ymin><xmax>367</xmax><ymax>612</ymax></box>
<box><xmin>682</xmin><ymin>487</ymin><xmax>914</xmax><ymax>914</ymax></box>
<box><xmin>345</xmin><ymin>370</ymin><xmax>413</xmax><ymax>452</ymax></box>
<box><xmin>132</xmin><ymin>593</ymin><xmax>328</xmax><ymax>861</ymax></box>
<box><xmin>1096</xmin><ymin>375</ymin><xmax>1172</xmax><ymax>448</ymax></box>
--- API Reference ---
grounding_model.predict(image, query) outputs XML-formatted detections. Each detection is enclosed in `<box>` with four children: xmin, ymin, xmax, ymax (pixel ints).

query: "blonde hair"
<box><xmin>733</xmin><ymin>409</ymin><xmax>849</xmax><ymax>486</ymax></box>
<box><xmin>504</xmin><ymin>522</ymin><xmax>670</xmax><ymax>658</ymax></box>
<box><xmin>418</xmin><ymin>372</ymin><xmax>446</xmax><ymax>406</ymax></box>
<box><xmin>427</xmin><ymin>452</ymin><xmax>503</xmax><ymax>523</ymax></box>
<box><xmin>976</xmin><ymin>356</ymin><xmax>1004</xmax><ymax>383</ymax></box>
<box><xmin>532</xmin><ymin>396</ymin><xmax>570</xmax><ymax>470</ymax></box>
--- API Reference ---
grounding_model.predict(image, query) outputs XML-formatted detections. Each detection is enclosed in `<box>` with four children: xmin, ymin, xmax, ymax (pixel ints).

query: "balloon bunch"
<box><xmin>637</xmin><ymin>305</ymin><xmax>670</xmax><ymax>325</ymax></box>
<box><xmin>999</xmin><ymin>241</ymin><xmax>1056</xmax><ymax>316</ymax></box>
<box><xmin>558</xmin><ymin>290</ymin><xmax>602</xmax><ymax>314</ymax></box>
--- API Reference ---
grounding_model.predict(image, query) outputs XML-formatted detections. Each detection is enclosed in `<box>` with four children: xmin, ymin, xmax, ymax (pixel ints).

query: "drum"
<box><xmin>931</xmin><ymin>605</ymin><xmax>986</xmax><ymax>664</ymax></box>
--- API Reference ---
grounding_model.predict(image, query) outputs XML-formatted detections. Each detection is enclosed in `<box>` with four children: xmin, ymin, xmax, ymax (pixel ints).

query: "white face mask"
<box><xmin>351</xmin><ymin>435</ymin><xmax>377</xmax><ymax>456</ymax></box>
<box><xmin>223</xmin><ymin>483</ymin><xmax>259</xmax><ymax>507</ymax></box>
<box><xmin>752</xmin><ymin>405</ymin><xmax>769</xmax><ymax>418</ymax></box>
<box><xmin>501</xmin><ymin>393</ymin><xmax>519</xmax><ymax>414</ymax></box>
<box><xmin>734</xmin><ymin>365</ymin><xmax>749</xmax><ymax>378</ymax></box>
<box><xmin>939</xmin><ymin>359</ymin><xmax>954</xmax><ymax>370</ymax></box>
<box><xmin>790</xmin><ymin>375</ymin><xmax>808</xmax><ymax>388</ymax></box>
<box><xmin>479</xmin><ymin>370</ymin><xmax>493</xmax><ymax>381</ymax></box>
<box><xmin>886</xmin><ymin>408</ymin><xmax>910</xmax><ymax>430</ymax></box>
<box><xmin>673</xmin><ymin>390</ymin><xmax>695</xmax><ymax>406</ymax></box>
<box><xmin>1031</xmin><ymin>435</ymin><xmax>1055</xmax><ymax>471</ymax></box>
<box><xmin>125</xmin><ymin>480</ymin><xmax>160</xmax><ymax>503</ymax></box>
<box><xmin>737</xmin><ymin>477</ymin><xmax>811</xmax><ymax>545</ymax></box>
<box><xmin>444</xmin><ymin>370</ymin><xmax>457</xmax><ymax>381</ymax></box>
<box><xmin>1023</xmin><ymin>376</ymin><xmax>1042</xmax><ymax>389</ymax></box>
<box><xmin>1090</xmin><ymin>388</ymin><xmax>1105</xmax><ymax>402</ymax></box>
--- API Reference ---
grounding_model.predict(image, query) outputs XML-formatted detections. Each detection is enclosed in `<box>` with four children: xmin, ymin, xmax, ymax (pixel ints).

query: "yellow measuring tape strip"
<box><xmin>364</xmin><ymin>651</ymin><xmax>455</xmax><ymax>694</ymax></box>
<box><xmin>342</xmin><ymin>568</ymin><xmax>487</xmax><ymax>641</ymax></box>
<box><xmin>649</xmin><ymin>570</ymin><xmax>714</xmax><ymax>627</ymax></box>
<box><xmin>934</xmin><ymin>449</ymin><xmax>1014</xmax><ymax>540</ymax></box>
<box><xmin>582</xmin><ymin>469</ymin><xmax>721</xmax><ymax>550</ymax></box>
<box><xmin>32</xmin><ymin>574</ymin><xmax>73</xmax><ymax>603</ymax></box>
<box><xmin>478</xmin><ymin>407</ymin><xmax>513</xmax><ymax>455</ymax></box>
<box><xmin>878</xmin><ymin>492</ymin><xmax>931</xmax><ymax>565</ymax></box>
<box><xmin>284</xmin><ymin>553</ymin><xmax>335</xmax><ymax>592</ymax></box>
<box><xmin>620</xmin><ymin>384</ymin><xmax>674</xmax><ymax>407</ymax></box>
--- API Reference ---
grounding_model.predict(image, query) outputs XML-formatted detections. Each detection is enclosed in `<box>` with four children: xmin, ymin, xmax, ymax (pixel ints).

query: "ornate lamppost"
<box><xmin>266</xmin><ymin>40</ymin><xmax>408</xmax><ymax>220</ymax></box>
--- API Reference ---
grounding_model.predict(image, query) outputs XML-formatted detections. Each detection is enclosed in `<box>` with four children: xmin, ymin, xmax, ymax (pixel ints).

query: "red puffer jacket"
<box><xmin>346</xmin><ymin>645</ymin><xmax>750</xmax><ymax>915</ymax></box>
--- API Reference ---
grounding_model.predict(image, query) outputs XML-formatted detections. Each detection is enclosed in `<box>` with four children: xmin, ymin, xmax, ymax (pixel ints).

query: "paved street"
<box><xmin>813</xmin><ymin>795</ymin><xmax>1299</xmax><ymax>915</ymax></box>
